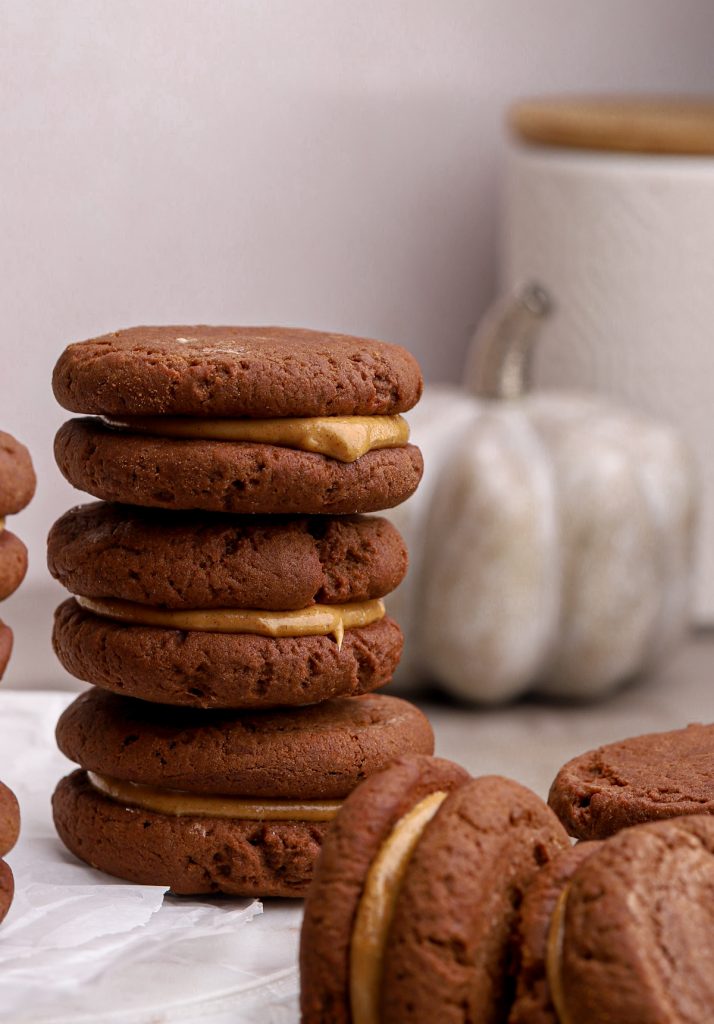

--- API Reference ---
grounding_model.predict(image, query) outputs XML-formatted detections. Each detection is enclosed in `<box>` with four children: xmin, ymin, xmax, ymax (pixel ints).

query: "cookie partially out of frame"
<box><xmin>548</xmin><ymin>723</ymin><xmax>714</xmax><ymax>839</ymax></box>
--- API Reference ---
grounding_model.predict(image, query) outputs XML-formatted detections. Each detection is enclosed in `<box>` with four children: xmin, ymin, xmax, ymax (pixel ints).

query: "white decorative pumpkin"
<box><xmin>386</xmin><ymin>286</ymin><xmax>697</xmax><ymax>702</ymax></box>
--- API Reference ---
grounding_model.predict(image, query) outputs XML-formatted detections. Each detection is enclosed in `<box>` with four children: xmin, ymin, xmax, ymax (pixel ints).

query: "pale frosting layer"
<box><xmin>546</xmin><ymin>883</ymin><xmax>572</xmax><ymax>1024</ymax></box>
<box><xmin>75</xmin><ymin>596</ymin><xmax>385</xmax><ymax>649</ymax></box>
<box><xmin>88</xmin><ymin>772</ymin><xmax>342</xmax><ymax>821</ymax></box>
<box><xmin>103</xmin><ymin>414</ymin><xmax>410</xmax><ymax>463</ymax></box>
<box><xmin>349</xmin><ymin>790</ymin><xmax>448</xmax><ymax>1024</ymax></box>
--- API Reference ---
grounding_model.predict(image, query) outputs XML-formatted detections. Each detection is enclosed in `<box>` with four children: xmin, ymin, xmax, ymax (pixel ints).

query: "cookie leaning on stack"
<box><xmin>50</xmin><ymin>325</ymin><xmax>427</xmax><ymax>895</ymax></box>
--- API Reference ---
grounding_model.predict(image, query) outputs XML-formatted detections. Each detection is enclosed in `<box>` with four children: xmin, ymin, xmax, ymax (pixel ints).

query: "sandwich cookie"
<box><xmin>49</xmin><ymin>504</ymin><xmax>406</xmax><ymax>708</ymax></box>
<box><xmin>508</xmin><ymin>843</ymin><xmax>601</xmax><ymax>1024</ymax></box>
<box><xmin>300</xmin><ymin>755</ymin><xmax>569</xmax><ymax>1024</ymax></box>
<box><xmin>548</xmin><ymin>722</ymin><xmax>714</xmax><ymax>839</ymax></box>
<box><xmin>52</xmin><ymin>327</ymin><xmax>424</xmax><ymax>514</ymax></box>
<box><xmin>544</xmin><ymin>816</ymin><xmax>714</xmax><ymax>1023</ymax></box>
<box><xmin>0</xmin><ymin>780</ymin><xmax>20</xmax><ymax>924</ymax></box>
<box><xmin>0</xmin><ymin>431</ymin><xmax>35</xmax><ymax>603</ymax></box>
<box><xmin>53</xmin><ymin>689</ymin><xmax>434</xmax><ymax>897</ymax></box>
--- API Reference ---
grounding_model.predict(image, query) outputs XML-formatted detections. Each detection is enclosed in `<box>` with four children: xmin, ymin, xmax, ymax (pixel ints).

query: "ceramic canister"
<box><xmin>501</xmin><ymin>97</ymin><xmax>714</xmax><ymax>620</ymax></box>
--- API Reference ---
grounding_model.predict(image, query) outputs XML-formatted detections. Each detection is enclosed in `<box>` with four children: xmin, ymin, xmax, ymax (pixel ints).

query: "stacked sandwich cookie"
<box><xmin>50</xmin><ymin>326</ymin><xmax>429</xmax><ymax>896</ymax></box>
<box><xmin>0</xmin><ymin>782</ymin><xmax>20</xmax><ymax>924</ymax></box>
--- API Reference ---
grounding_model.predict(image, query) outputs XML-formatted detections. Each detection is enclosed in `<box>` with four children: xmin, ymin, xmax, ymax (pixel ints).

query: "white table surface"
<box><xmin>1</xmin><ymin>620</ymin><xmax>712</xmax><ymax>1024</ymax></box>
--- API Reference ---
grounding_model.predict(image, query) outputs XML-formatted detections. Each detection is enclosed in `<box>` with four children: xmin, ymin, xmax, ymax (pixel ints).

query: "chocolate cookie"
<box><xmin>53</xmin><ymin>691</ymin><xmax>434</xmax><ymax>897</ymax></box>
<box><xmin>0</xmin><ymin>530</ymin><xmax>28</xmax><ymax>601</ymax></box>
<box><xmin>552</xmin><ymin>816</ymin><xmax>714</xmax><ymax>1022</ymax></box>
<box><xmin>300</xmin><ymin>758</ymin><xmax>569</xmax><ymax>1024</ymax></box>
<box><xmin>53</xmin><ymin>599</ymin><xmax>403</xmax><ymax>708</ymax></box>
<box><xmin>0</xmin><ymin>781</ymin><xmax>20</xmax><ymax>857</ymax></box>
<box><xmin>0</xmin><ymin>431</ymin><xmax>36</xmax><ymax>516</ymax></box>
<box><xmin>51</xmin><ymin>501</ymin><xmax>407</xmax><ymax>706</ymax></box>
<box><xmin>0</xmin><ymin>621</ymin><xmax>12</xmax><ymax>681</ymax></box>
<box><xmin>301</xmin><ymin>755</ymin><xmax>470</xmax><ymax>1024</ymax></box>
<box><xmin>509</xmin><ymin>843</ymin><xmax>601</xmax><ymax>1024</ymax></box>
<box><xmin>52</xmin><ymin>326</ymin><xmax>423</xmax><ymax>418</ymax></box>
<box><xmin>48</xmin><ymin>504</ymin><xmax>407</xmax><ymax>611</ymax></box>
<box><xmin>54</xmin><ymin>418</ymin><xmax>423</xmax><ymax>515</ymax></box>
<box><xmin>548</xmin><ymin>723</ymin><xmax>714</xmax><ymax>839</ymax></box>
<box><xmin>0</xmin><ymin>780</ymin><xmax>19</xmax><ymax>926</ymax></box>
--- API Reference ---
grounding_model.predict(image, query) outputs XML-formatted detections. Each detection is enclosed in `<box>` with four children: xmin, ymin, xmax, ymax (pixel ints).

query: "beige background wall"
<box><xmin>1</xmin><ymin>0</ymin><xmax>714</xmax><ymax>685</ymax></box>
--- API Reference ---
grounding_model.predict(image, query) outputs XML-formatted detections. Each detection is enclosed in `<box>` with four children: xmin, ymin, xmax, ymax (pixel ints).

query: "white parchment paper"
<box><xmin>0</xmin><ymin>692</ymin><xmax>302</xmax><ymax>1024</ymax></box>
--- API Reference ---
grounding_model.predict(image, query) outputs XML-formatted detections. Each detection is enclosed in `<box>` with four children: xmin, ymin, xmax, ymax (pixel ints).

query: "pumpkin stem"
<box><xmin>463</xmin><ymin>283</ymin><xmax>551</xmax><ymax>399</ymax></box>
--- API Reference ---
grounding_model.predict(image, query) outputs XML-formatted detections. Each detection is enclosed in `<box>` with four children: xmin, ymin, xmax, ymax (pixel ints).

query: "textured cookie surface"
<box><xmin>0</xmin><ymin>431</ymin><xmax>35</xmax><ymax>515</ymax></box>
<box><xmin>54</xmin><ymin>771</ymin><xmax>328</xmax><ymax>897</ymax></box>
<box><xmin>381</xmin><ymin>776</ymin><xmax>570</xmax><ymax>1024</ymax></box>
<box><xmin>509</xmin><ymin>843</ymin><xmax>601</xmax><ymax>1024</ymax></box>
<box><xmin>48</xmin><ymin>504</ymin><xmax>407</xmax><ymax>609</ymax></box>
<box><xmin>52</xmin><ymin>326</ymin><xmax>423</xmax><ymax>417</ymax></box>
<box><xmin>56</xmin><ymin>689</ymin><xmax>434</xmax><ymax>797</ymax></box>
<box><xmin>53</xmin><ymin>599</ymin><xmax>403</xmax><ymax>708</ymax></box>
<box><xmin>0</xmin><ymin>859</ymin><xmax>13</xmax><ymax>924</ymax></box>
<box><xmin>300</xmin><ymin>755</ymin><xmax>470</xmax><ymax>1024</ymax></box>
<box><xmin>558</xmin><ymin>815</ymin><xmax>714</xmax><ymax>1022</ymax></box>
<box><xmin>0</xmin><ymin>781</ymin><xmax>20</xmax><ymax>857</ymax></box>
<box><xmin>0</xmin><ymin>621</ymin><xmax>13</xmax><ymax>680</ymax></box>
<box><xmin>549</xmin><ymin>723</ymin><xmax>714</xmax><ymax>839</ymax></box>
<box><xmin>55</xmin><ymin>418</ymin><xmax>423</xmax><ymax>515</ymax></box>
<box><xmin>0</xmin><ymin>531</ymin><xmax>28</xmax><ymax>601</ymax></box>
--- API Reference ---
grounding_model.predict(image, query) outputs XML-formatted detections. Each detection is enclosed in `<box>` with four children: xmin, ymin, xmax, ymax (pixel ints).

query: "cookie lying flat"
<box><xmin>54</xmin><ymin>690</ymin><xmax>434</xmax><ymax>897</ymax></box>
<box><xmin>0</xmin><ymin>431</ymin><xmax>36</xmax><ymax>516</ymax></box>
<box><xmin>509</xmin><ymin>843</ymin><xmax>601</xmax><ymax>1024</ymax></box>
<box><xmin>0</xmin><ymin>780</ymin><xmax>20</xmax><ymax>926</ymax></box>
<box><xmin>0</xmin><ymin>621</ymin><xmax>12</xmax><ymax>681</ymax></box>
<box><xmin>49</xmin><ymin>506</ymin><xmax>406</xmax><ymax>708</ymax></box>
<box><xmin>48</xmin><ymin>504</ymin><xmax>407</xmax><ymax>611</ymax></box>
<box><xmin>53</xmin><ymin>327</ymin><xmax>423</xmax><ymax>515</ymax></box>
<box><xmin>549</xmin><ymin>816</ymin><xmax>714</xmax><ymax>1023</ymax></box>
<box><xmin>300</xmin><ymin>756</ymin><xmax>569</xmax><ymax>1024</ymax></box>
<box><xmin>548</xmin><ymin>723</ymin><xmax>714</xmax><ymax>839</ymax></box>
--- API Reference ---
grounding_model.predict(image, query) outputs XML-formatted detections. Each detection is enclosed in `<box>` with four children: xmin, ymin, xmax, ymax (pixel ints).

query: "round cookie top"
<box><xmin>557</xmin><ymin>815</ymin><xmax>714</xmax><ymax>1022</ymax></box>
<box><xmin>301</xmin><ymin>754</ymin><xmax>470</xmax><ymax>1024</ymax></box>
<box><xmin>52</xmin><ymin>326</ymin><xmax>423</xmax><ymax>418</ymax></box>
<box><xmin>548</xmin><ymin>723</ymin><xmax>714</xmax><ymax>840</ymax></box>
<box><xmin>0</xmin><ymin>431</ymin><xmax>36</xmax><ymax>516</ymax></box>
<box><xmin>0</xmin><ymin>781</ymin><xmax>20</xmax><ymax>858</ymax></box>
<box><xmin>56</xmin><ymin>689</ymin><xmax>434</xmax><ymax>799</ymax></box>
<box><xmin>48</xmin><ymin>503</ymin><xmax>407</xmax><ymax>610</ymax></box>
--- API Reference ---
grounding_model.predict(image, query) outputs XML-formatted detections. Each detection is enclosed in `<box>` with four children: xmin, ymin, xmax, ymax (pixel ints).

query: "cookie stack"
<box><xmin>49</xmin><ymin>326</ymin><xmax>430</xmax><ymax>896</ymax></box>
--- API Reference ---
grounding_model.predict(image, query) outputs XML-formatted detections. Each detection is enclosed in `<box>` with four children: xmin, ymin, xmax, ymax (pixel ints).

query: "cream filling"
<box><xmin>88</xmin><ymin>772</ymin><xmax>342</xmax><ymax>821</ymax></box>
<box><xmin>102</xmin><ymin>414</ymin><xmax>410</xmax><ymax>463</ymax></box>
<box><xmin>546</xmin><ymin>883</ymin><xmax>572</xmax><ymax>1024</ymax></box>
<box><xmin>349</xmin><ymin>790</ymin><xmax>448</xmax><ymax>1024</ymax></box>
<box><xmin>75</xmin><ymin>596</ymin><xmax>385</xmax><ymax>650</ymax></box>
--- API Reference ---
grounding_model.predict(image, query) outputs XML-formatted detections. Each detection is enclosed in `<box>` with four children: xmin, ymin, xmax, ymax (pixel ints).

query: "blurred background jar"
<box><xmin>502</xmin><ymin>97</ymin><xmax>714</xmax><ymax>621</ymax></box>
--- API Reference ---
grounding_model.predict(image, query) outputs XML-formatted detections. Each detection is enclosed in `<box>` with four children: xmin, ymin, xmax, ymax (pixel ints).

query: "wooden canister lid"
<box><xmin>510</xmin><ymin>96</ymin><xmax>714</xmax><ymax>155</ymax></box>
